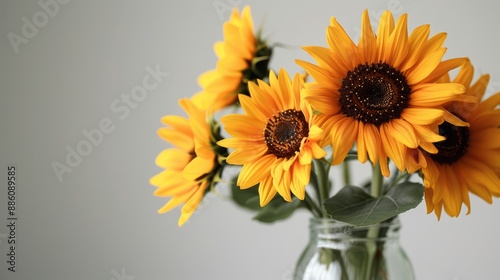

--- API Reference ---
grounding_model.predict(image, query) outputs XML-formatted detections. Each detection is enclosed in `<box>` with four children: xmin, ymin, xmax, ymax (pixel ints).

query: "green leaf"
<box><xmin>324</xmin><ymin>182</ymin><xmax>424</xmax><ymax>226</ymax></box>
<box><xmin>253</xmin><ymin>198</ymin><xmax>302</xmax><ymax>223</ymax></box>
<box><xmin>230</xmin><ymin>178</ymin><xmax>305</xmax><ymax>222</ymax></box>
<box><xmin>230</xmin><ymin>180</ymin><xmax>261</xmax><ymax>211</ymax></box>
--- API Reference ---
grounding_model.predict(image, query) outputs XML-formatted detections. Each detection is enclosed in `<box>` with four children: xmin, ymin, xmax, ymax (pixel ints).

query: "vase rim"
<box><xmin>308</xmin><ymin>216</ymin><xmax>401</xmax><ymax>232</ymax></box>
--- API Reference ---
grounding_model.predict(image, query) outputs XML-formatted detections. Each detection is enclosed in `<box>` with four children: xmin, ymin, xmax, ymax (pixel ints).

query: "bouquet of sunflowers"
<box><xmin>150</xmin><ymin>6</ymin><xmax>500</xmax><ymax>232</ymax></box>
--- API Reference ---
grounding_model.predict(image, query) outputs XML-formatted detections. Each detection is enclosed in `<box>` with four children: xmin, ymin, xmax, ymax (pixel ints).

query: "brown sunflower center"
<box><xmin>339</xmin><ymin>62</ymin><xmax>411</xmax><ymax>127</ymax></box>
<box><xmin>429</xmin><ymin>119</ymin><xmax>470</xmax><ymax>165</ymax></box>
<box><xmin>264</xmin><ymin>109</ymin><xmax>309</xmax><ymax>159</ymax></box>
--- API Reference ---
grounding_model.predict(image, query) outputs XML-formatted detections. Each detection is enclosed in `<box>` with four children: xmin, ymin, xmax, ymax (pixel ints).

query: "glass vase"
<box><xmin>294</xmin><ymin>217</ymin><xmax>414</xmax><ymax>280</ymax></box>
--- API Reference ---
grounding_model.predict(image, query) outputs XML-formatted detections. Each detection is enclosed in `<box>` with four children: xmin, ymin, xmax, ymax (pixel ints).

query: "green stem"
<box><xmin>332</xmin><ymin>249</ymin><xmax>350</xmax><ymax>280</ymax></box>
<box><xmin>392</xmin><ymin>172</ymin><xmax>410</xmax><ymax>189</ymax></box>
<box><xmin>310</xmin><ymin>163</ymin><xmax>322</xmax><ymax>198</ymax></box>
<box><xmin>364</xmin><ymin>162</ymin><xmax>384</xmax><ymax>280</ymax></box>
<box><xmin>304</xmin><ymin>192</ymin><xmax>322</xmax><ymax>217</ymax></box>
<box><xmin>342</xmin><ymin>160</ymin><xmax>351</xmax><ymax>186</ymax></box>
<box><xmin>315</xmin><ymin>159</ymin><xmax>330</xmax><ymax>218</ymax></box>
<box><xmin>370</xmin><ymin>162</ymin><xmax>384</xmax><ymax>198</ymax></box>
<box><xmin>388</xmin><ymin>167</ymin><xmax>400</xmax><ymax>188</ymax></box>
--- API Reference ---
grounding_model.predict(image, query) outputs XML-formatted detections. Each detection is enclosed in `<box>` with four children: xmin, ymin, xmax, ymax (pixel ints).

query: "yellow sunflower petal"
<box><xmin>299</xmin><ymin>145</ymin><xmax>313</xmax><ymax>165</ymax></box>
<box><xmin>463</xmin><ymin>159</ymin><xmax>500</xmax><ymax>195</ymax></box>
<box><xmin>182</xmin><ymin>156</ymin><xmax>213</xmax><ymax>181</ymax></box>
<box><xmin>470</xmin><ymin>128</ymin><xmax>500</xmax><ymax>149</ymax></box>
<box><xmin>364</xmin><ymin>123</ymin><xmax>382</xmax><ymax>164</ymax></box>
<box><xmin>412</xmin><ymin>124</ymin><xmax>445</xmax><ymax>143</ymax></box>
<box><xmin>223</xmin><ymin>23</ymin><xmax>247</xmax><ymax>57</ymax></box>
<box><xmin>301</xmin><ymin>46</ymin><xmax>345</xmax><ymax>78</ymax></box>
<box><xmin>442</xmin><ymin>109</ymin><xmax>470</xmax><ymax>127</ymax></box>
<box><xmin>220</xmin><ymin>114</ymin><xmax>264</xmax><ymax>139</ymax></box>
<box><xmin>477</xmin><ymin>91</ymin><xmax>500</xmax><ymax>112</ymax></box>
<box><xmin>399</xmin><ymin>24</ymin><xmax>430</xmax><ymax>71</ymax></box>
<box><xmin>302</xmin><ymin>84</ymin><xmax>341</xmax><ymax>115</ymax></box>
<box><xmin>429</xmin><ymin>165</ymin><xmax>446</xmax><ymax>203</ymax></box>
<box><xmin>421</xmin><ymin>32</ymin><xmax>447</xmax><ymax>57</ymax></box>
<box><xmin>198</xmin><ymin>69</ymin><xmax>218</xmax><ymax>87</ymax></box>
<box><xmin>151</xmin><ymin>171</ymin><xmax>192</xmax><ymax>194</ymax></box>
<box><xmin>406</xmin><ymin>48</ymin><xmax>446</xmax><ymax>84</ymax></box>
<box><xmin>470</xmin><ymin>111</ymin><xmax>500</xmax><ymax>131</ymax></box>
<box><xmin>296</xmin><ymin>60</ymin><xmax>340</xmax><ymax>90</ymax></box>
<box><xmin>218</xmin><ymin>136</ymin><xmax>262</xmax><ymax>149</ymax></box>
<box><xmin>419</xmin><ymin>141</ymin><xmax>438</xmax><ymax>154</ymax></box>
<box><xmin>257</xmin><ymin>77</ymin><xmax>285</xmax><ymax>112</ymax></box>
<box><xmin>272</xmin><ymin>161</ymin><xmax>293</xmax><ymax>202</ymax></box>
<box><xmin>289</xmin><ymin>161</ymin><xmax>309</xmax><ymax>200</ymax></box>
<box><xmin>420</xmin><ymin>58</ymin><xmax>468</xmax><ymax>84</ymax></box>
<box><xmin>467</xmin><ymin>74</ymin><xmax>490</xmax><ymax>102</ymax></box>
<box><xmin>310</xmin><ymin>142</ymin><xmax>328</xmax><ymax>159</ymax></box>
<box><xmin>452</xmin><ymin>60</ymin><xmax>474</xmax><ymax>89</ymax></box>
<box><xmin>155</xmin><ymin>149</ymin><xmax>191</xmax><ymax>170</ymax></box>
<box><xmin>409</xmin><ymin>83</ymin><xmax>465</xmax><ymax>107</ymax></box>
<box><xmin>158</xmin><ymin>127</ymin><xmax>193</xmax><ymax>151</ymax></box>
<box><xmin>331</xmin><ymin>117</ymin><xmax>358</xmax><ymax>165</ymax></box>
<box><xmin>457</xmin><ymin>164</ymin><xmax>488</xmax><ymax>208</ymax></box>
<box><xmin>178</xmin><ymin>181</ymin><xmax>209</xmax><ymax>226</ymax></box>
<box><xmin>224</xmin><ymin>144</ymin><xmax>268</xmax><ymax>164</ymax></box>
<box><xmin>385</xmin><ymin>13</ymin><xmax>408</xmax><ymax>67</ymax></box>
<box><xmin>378</xmin><ymin>150</ymin><xmax>391</xmax><ymax>177</ymax></box>
<box><xmin>245</xmin><ymin>84</ymin><xmax>279</xmax><ymax>118</ymax></box>
<box><xmin>401</xmin><ymin>107</ymin><xmax>444</xmax><ymax>125</ymax></box>
<box><xmin>405</xmin><ymin>149</ymin><xmax>427</xmax><ymax>173</ymax></box>
<box><xmin>358</xmin><ymin>10</ymin><xmax>377</xmax><ymax>63</ymax></box>
<box><xmin>377</xmin><ymin>10</ymin><xmax>395</xmax><ymax>59</ymax></box>
<box><xmin>179</xmin><ymin>98</ymin><xmax>209</xmax><ymax>139</ymax></box>
<box><xmin>422</xmin><ymin>160</ymin><xmax>440</xmax><ymax>190</ymax></box>
<box><xmin>239</xmin><ymin>7</ymin><xmax>255</xmax><ymax>58</ymax></box>
<box><xmin>214</xmin><ymin>42</ymin><xmax>225</xmax><ymax>58</ymax></box>
<box><xmin>217</xmin><ymin>56</ymin><xmax>248</xmax><ymax>72</ymax></box>
<box><xmin>308</xmin><ymin>125</ymin><xmax>324</xmax><ymax>140</ymax></box>
<box><xmin>469</xmin><ymin>150</ymin><xmax>500</xmax><ymax>175</ymax></box>
<box><xmin>327</xmin><ymin>19</ymin><xmax>357</xmax><ymax>69</ymax></box>
<box><xmin>424</xmin><ymin>186</ymin><xmax>436</xmax><ymax>215</ymax></box>
<box><xmin>357</xmin><ymin>122</ymin><xmax>367</xmax><ymax>163</ymax></box>
<box><xmin>278</xmin><ymin>69</ymin><xmax>294</xmax><ymax>109</ymax></box>
<box><xmin>388</xmin><ymin>119</ymin><xmax>418</xmax><ymax>148</ymax></box>
<box><xmin>157</xmin><ymin>187</ymin><xmax>197</xmax><ymax>214</ymax></box>
<box><xmin>380</xmin><ymin>124</ymin><xmax>405</xmax><ymax>171</ymax></box>
<box><xmin>259</xmin><ymin>177</ymin><xmax>277</xmax><ymax>206</ymax></box>
<box><xmin>181</xmin><ymin>181</ymin><xmax>209</xmax><ymax>213</ymax></box>
<box><xmin>237</xmin><ymin>155</ymin><xmax>275</xmax><ymax>188</ymax></box>
<box><xmin>238</xmin><ymin>94</ymin><xmax>267</xmax><ymax>122</ymax></box>
<box><xmin>441</xmin><ymin>168</ymin><xmax>463</xmax><ymax>217</ymax></box>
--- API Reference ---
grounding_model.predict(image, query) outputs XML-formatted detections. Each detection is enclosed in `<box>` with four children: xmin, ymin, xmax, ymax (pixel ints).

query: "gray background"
<box><xmin>1</xmin><ymin>0</ymin><xmax>500</xmax><ymax>279</ymax></box>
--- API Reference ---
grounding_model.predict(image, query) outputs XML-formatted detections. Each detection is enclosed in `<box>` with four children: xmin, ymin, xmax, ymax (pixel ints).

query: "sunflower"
<box><xmin>296</xmin><ymin>10</ymin><xmax>475</xmax><ymax>177</ymax></box>
<box><xmin>418</xmin><ymin>61</ymin><xmax>500</xmax><ymax>218</ymax></box>
<box><xmin>150</xmin><ymin>98</ymin><xmax>225</xmax><ymax>226</ymax></box>
<box><xmin>218</xmin><ymin>69</ymin><xmax>326</xmax><ymax>206</ymax></box>
<box><xmin>194</xmin><ymin>6</ymin><xmax>272</xmax><ymax>111</ymax></box>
